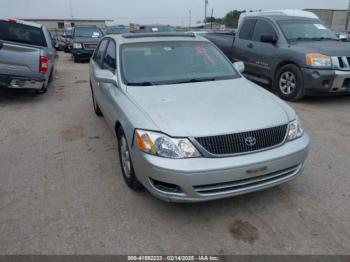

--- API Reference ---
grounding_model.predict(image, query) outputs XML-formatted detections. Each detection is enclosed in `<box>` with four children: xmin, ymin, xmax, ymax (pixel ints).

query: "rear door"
<box><xmin>0</xmin><ymin>20</ymin><xmax>46</xmax><ymax>78</ymax></box>
<box><xmin>233</xmin><ymin>19</ymin><xmax>256</xmax><ymax>72</ymax></box>
<box><xmin>249</xmin><ymin>19</ymin><xmax>279</xmax><ymax>78</ymax></box>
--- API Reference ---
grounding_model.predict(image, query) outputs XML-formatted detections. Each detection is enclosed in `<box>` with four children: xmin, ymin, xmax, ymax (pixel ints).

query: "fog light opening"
<box><xmin>150</xmin><ymin>179</ymin><xmax>183</xmax><ymax>194</ymax></box>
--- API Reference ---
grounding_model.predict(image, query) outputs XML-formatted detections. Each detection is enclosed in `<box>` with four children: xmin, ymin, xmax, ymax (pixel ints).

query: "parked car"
<box><xmin>70</xmin><ymin>26</ymin><xmax>103</xmax><ymax>62</ymax></box>
<box><xmin>185</xmin><ymin>31</ymin><xmax>209</xmax><ymax>37</ymax></box>
<box><xmin>205</xmin><ymin>10</ymin><xmax>350</xmax><ymax>101</ymax></box>
<box><xmin>89</xmin><ymin>33</ymin><xmax>310</xmax><ymax>202</ymax></box>
<box><xmin>335</xmin><ymin>32</ymin><xmax>349</xmax><ymax>42</ymax></box>
<box><xmin>134</xmin><ymin>25</ymin><xmax>176</xmax><ymax>33</ymax></box>
<box><xmin>55</xmin><ymin>28</ymin><xmax>73</xmax><ymax>53</ymax></box>
<box><xmin>0</xmin><ymin>18</ymin><xmax>57</xmax><ymax>93</ymax></box>
<box><xmin>106</xmin><ymin>25</ymin><xmax>129</xmax><ymax>35</ymax></box>
<box><xmin>49</xmin><ymin>29</ymin><xmax>65</xmax><ymax>50</ymax></box>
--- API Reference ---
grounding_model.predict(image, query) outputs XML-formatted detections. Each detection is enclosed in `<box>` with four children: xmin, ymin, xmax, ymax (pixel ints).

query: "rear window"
<box><xmin>239</xmin><ymin>19</ymin><xmax>256</xmax><ymax>40</ymax></box>
<box><xmin>0</xmin><ymin>21</ymin><xmax>47</xmax><ymax>47</ymax></box>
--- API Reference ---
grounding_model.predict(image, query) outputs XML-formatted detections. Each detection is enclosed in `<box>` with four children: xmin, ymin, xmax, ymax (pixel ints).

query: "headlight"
<box><xmin>287</xmin><ymin>115</ymin><xmax>304</xmax><ymax>141</ymax></box>
<box><xmin>306</xmin><ymin>53</ymin><xmax>331</xmax><ymax>67</ymax></box>
<box><xmin>73</xmin><ymin>43</ymin><xmax>82</xmax><ymax>49</ymax></box>
<box><xmin>135</xmin><ymin>130</ymin><xmax>201</xmax><ymax>159</ymax></box>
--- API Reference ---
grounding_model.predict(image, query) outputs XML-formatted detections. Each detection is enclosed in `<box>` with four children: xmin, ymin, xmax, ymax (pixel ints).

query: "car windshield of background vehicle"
<box><xmin>278</xmin><ymin>20</ymin><xmax>339</xmax><ymax>41</ymax></box>
<box><xmin>121</xmin><ymin>41</ymin><xmax>239</xmax><ymax>86</ymax></box>
<box><xmin>108</xmin><ymin>27</ymin><xmax>129</xmax><ymax>34</ymax></box>
<box><xmin>74</xmin><ymin>28</ymin><xmax>102</xmax><ymax>38</ymax></box>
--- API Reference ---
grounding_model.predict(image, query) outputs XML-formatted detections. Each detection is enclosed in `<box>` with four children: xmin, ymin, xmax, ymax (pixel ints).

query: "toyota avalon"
<box><xmin>89</xmin><ymin>33</ymin><xmax>310</xmax><ymax>202</ymax></box>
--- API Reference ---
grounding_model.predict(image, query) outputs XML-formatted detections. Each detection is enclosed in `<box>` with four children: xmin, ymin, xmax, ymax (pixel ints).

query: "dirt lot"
<box><xmin>0</xmin><ymin>53</ymin><xmax>349</xmax><ymax>255</ymax></box>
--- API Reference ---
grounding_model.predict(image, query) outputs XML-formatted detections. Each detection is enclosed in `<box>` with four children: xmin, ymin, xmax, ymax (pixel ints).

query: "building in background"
<box><xmin>20</xmin><ymin>19</ymin><xmax>112</xmax><ymax>30</ymax></box>
<box><xmin>306</xmin><ymin>9</ymin><xmax>350</xmax><ymax>31</ymax></box>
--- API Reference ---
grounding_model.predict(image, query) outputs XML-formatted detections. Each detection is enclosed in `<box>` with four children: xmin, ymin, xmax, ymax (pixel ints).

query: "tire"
<box><xmin>35</xmin><ymin>82</ymin><xmax>48</xmax><ymax>94</ymax></box>
<box><xmin>64</xmin><ymin>47</ymin><xmax>69</xmax><ymax>53</ymax></box>
<box><xmin>73</xmin><ymin>56</ymin><xmax>79</xmax><ymax>63</ymax></box>
<box><xmin>117</xmin><ymin>128</ymin><xmax>143</xmax><ymax>190</ymax></box>
<box><xmin>274</xmin><ymin>64</ymin><xmax>304</xmax><ymax>101</ymax></box>
<box><xmin>91</xmin><ymin>88</ymin><xmax>103</xmax><ymax>117</ymax></box>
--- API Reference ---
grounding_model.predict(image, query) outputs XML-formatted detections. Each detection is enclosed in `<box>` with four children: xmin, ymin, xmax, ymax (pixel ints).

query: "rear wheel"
<box><xmin>275</xmin><ymin>64</ymin><xmax>304</xmax><ymax>101</ymax></box>
<box><xmin>117</xmin><ymin>128</ymin><xmax>143</xmax><ymax>190</ymax></box>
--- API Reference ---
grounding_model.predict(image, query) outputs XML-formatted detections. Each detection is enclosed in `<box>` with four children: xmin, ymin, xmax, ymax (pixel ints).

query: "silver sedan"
<box><xmin>89</xmin><ymin>33</ymin><xmax>310</xmax><ymax>202</ymax></box>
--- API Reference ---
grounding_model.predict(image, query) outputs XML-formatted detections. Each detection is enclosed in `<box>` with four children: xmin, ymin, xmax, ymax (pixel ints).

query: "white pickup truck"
<box><xmin>0</xmin><ymin>19</ymin><xmax>57</xmax><ymax>93</ymax></box>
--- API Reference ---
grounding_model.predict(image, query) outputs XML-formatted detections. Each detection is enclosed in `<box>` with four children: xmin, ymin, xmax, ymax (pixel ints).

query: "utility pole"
<box><xmin>69</xmin><ymin>0</ymin><xmax>74</xmax><ymax>21</ymax></box>
<box><xmin>211</xmin><ymin>8</ymin><xmax>214</xmax><ymax>29</ymax></box>
<box><xmin>346</xmin><ymin>0</ymin><xmax>350</xmax><ymax>32</ymax></box>
<box><xmin>204</xmin><ymin>0</ymin><xmax>208</xmax><ymax>25</ymax></box>
<box><xmin>189</xmin><ymin>10</ymin><xmax>192</xmax><ymax>29</ymax></box>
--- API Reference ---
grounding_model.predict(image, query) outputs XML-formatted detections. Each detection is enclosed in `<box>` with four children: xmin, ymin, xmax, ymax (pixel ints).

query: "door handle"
<box><xmin>247</xmin><ymin>43</ymin><xmax>254</xmax><ymax>49</ymax></box>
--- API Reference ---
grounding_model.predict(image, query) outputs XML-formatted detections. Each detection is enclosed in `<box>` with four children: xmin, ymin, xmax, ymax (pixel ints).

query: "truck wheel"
<box><xmin>117</xmin><ymin>128</ymin><xmax>143</xmax><ymax>190</ymax></box>
<box><xmin>91</xmin><ymin>88</ymin><xmax>103</xmax><ymax>117</ymax></box>
<box><xmin>275</xmin><ymin>64</ymin><xmax>304</xmax><ymax>101</ymax></box>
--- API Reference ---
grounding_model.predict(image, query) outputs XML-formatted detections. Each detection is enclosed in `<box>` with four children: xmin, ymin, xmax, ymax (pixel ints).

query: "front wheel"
<box><xmin>91</xmin><ymin>88</ymin><xmax>103</xmax><ymax>117</ymax></box>
<box><xmin>117</xmin><ymin>128</ymin><xmax>143</xmax><ymax>190</ymax></box>
<box><xmin>275</xmin><ymin>64</ymin><xmax>304</xmax><ymax>101</ymax></box>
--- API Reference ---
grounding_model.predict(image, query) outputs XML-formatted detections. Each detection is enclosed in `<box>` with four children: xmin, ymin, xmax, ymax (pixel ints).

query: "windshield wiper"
<box><xmin>126</xmin><ymin>81</ymin><xmax>155</xmax><ymax>86</ymax></box>
<box><xmin>172</xmin><ymin>77</ymin><xmax>217</xmax><ymax>84</ymax></box>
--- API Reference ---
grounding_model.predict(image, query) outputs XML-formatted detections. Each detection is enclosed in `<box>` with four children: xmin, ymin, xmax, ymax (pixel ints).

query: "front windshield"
<box><xmin>278</xmin><ymin>20</ymin><xmax>338</xmax><ymax>41</ymax></box>
<box><xmin>121</xmin><ymin>41</ymin><xmax>239</xmax><ymax>86</ymax></box>
<box><xmin>74</xmin><ymin>28</ymin><xmax>102</xmax><ymax>38</ymax></box>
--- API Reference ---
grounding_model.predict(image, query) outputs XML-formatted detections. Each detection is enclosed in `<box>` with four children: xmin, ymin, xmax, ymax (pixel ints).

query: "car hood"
<box><xmin>291</xmin><ymin>41</ymin><xmax>350</xmax><ymax>56</ymax></box>
<box><xmin>73</xmin><ymin>37</ymin><xmax>101</xmax><ymax>43</ymax></box>
<box><xmin>127</xmin><ymin>78</ymin><xmax>295</xmax><ymax>137</ymax></box>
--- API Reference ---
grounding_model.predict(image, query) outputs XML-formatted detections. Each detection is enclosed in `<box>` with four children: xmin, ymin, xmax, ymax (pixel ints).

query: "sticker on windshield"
<box><xmin>92</xmin><ymin>32</ymin><xmax>100</xmax><ymax>37</ymax></box>
<box><xmin>314</xmin><ymin>24</ymin><xmax>327</xmax><ymax>30</ymax></box>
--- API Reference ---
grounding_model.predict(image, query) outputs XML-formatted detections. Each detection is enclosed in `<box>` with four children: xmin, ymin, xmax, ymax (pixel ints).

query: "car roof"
<box><xmin>105</xmin><ymin>33</ymin><xmax>210</xmax><ymax>45</ymax></box>
<box><xmin>0</xmin><ymin>18</ymin><xmax>42</xmax><ymax>28</ymax></box>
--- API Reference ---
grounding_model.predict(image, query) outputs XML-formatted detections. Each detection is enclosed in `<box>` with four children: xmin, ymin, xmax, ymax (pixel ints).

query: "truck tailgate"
<box><xmin>0</xmin><ymin>41</ymin><xmax>41</xmax><ymax>78</ymax></box>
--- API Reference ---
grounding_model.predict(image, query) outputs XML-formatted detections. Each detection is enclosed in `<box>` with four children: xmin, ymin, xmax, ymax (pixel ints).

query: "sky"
<box><xmin>0</xmin><ymin>0</ymin><xmax>349</xmax><ymax>26</ymax></box>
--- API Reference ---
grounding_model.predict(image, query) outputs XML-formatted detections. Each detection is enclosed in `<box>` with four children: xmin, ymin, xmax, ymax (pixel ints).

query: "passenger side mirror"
<box><xmin>233</xmin><ymin>61</ymin><xmax>245</xmax><ymax>73</ymax></box>
<box><xmin>95</xmin><ymin>69</ymin><xmax>118</xmax><ymax>87</ymax></box>
<box><xmin>261</xmin><ymin>35</ymin><xmax>277</xmax><ymax>44</ymax></box>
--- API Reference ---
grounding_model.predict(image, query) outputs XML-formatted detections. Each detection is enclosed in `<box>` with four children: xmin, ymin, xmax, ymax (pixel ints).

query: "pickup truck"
<box><xmin>69</xmin><ymin>26</ymin><xmax>103</xmax><ymax>62</ymax></box>
<box><xmin>0</xmin><ymin>19</ymin><xmax>57</xmax><ymax>93</ymax></box>
<box><xmin>205</xmin><ymin>11</ymin><xmax>350</xmax><ymax>101</ymax></box>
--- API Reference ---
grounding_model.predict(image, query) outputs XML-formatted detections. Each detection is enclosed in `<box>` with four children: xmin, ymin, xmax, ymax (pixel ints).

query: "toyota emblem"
<box><xmin>245</xmin><ymin>137</ymin><xmax>257</xmax><ymax>147</ymax></box>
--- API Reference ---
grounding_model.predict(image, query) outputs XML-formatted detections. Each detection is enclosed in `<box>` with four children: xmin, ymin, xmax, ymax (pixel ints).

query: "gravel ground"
<box><xmin>0</xmin><ymin>53</ymin><xmax>349</xmax><ymax>255</ymax></box>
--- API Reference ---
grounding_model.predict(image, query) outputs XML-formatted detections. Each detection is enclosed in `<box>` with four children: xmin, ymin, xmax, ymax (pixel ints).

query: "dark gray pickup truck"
<box><xmin>206</xmin><ymin>13</ymin><xmax>350</xmax><ymax>101</ymax></box>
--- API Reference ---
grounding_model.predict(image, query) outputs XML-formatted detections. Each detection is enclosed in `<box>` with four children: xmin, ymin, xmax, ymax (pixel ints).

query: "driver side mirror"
<box><xmin>261</xmin><ymin>35</ymin><xmax>277</xmax><ymax>44</ymax></box>
<box><xmin>233</xmin><ymin>61</ymin><xmax>245</xmax><ymax>73</ymax></box>
<box><xmin>95</xmin><ymin>69</ymin><xmax>119</xmax><ymax>87</ymax></box>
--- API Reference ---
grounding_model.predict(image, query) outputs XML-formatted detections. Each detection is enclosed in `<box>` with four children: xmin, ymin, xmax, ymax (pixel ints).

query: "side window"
<box><xmin>93</xmin><ymin>39</ymin><xmax>108</xmax><ymax>67</ymax></box>
<box><xmin>252</xmin><ymin>20</ymin><xmax>277</xmax><ymax>42</ymax></box>
<box><xmin>239</xmin><ymin>19</ymin><xmax>256</xmax><ymax>40</ymax></box>
<box><xmin>103</xmin><ymin>40</ymin><xmax>116</xmax><ymax>72</ymax></box>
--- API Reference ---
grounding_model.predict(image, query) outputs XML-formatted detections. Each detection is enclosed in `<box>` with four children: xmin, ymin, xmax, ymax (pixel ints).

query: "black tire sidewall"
<box><xmin>117</xmin><ymin>128</ymin><xmax>142</xmax><ymax>190</ymax></box>
<box><xmin>275</xmin><ymin>64</ymin><xmax>304</xmax><ymax>101</ymax></box>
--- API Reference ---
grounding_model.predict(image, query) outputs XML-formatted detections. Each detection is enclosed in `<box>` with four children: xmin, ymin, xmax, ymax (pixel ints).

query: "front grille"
<box><xmin>195</xmin><ymin>124</ymin><xmax>288</xmax><ymax>156</ymax></box>
<box><xmin>83</xmin><ymin>43</ymin><xmax>97</xmax><ymax>50</ymax></box>
<box><xmin>332</xmin><ymin>56</ymin><xmax>350</xmax><ymax>70</ymax></box>
<box><xmin>193</xmin><ymin>165</ymin><xmax>300</xmax><ymax>195</ymax></box>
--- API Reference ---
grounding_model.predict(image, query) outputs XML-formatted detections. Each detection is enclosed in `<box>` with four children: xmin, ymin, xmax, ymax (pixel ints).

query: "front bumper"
<box><xmin>131</xmin><ymin>134</ymin><xmax>310</xmax><ymax>202</ymax></box>
<box><xmin>301</xmin><ymin>68</ymin><xmax>350</xmax><ymax>95</ymax></box>
<box><xmin>71</xmin><ymin>48</ymin><xmax>94</xmax><ymax>59</ymax></box>
<box><xmin>0</xmin><ymin>74</ymin><xmax>45</xmax><ymax>90</ymax></box>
